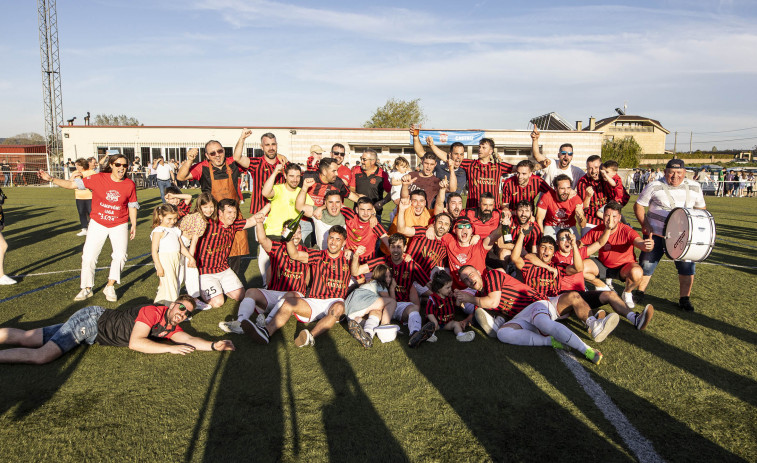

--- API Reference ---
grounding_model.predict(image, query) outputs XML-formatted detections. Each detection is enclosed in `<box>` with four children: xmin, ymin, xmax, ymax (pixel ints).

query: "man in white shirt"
<box><xmin>634</xmin><ymin>159</ymin><xmax>707</xmax><ymax>312</ymax></box>
<box><xmin>153</xmin><ymin>157</ymin><xmax>173</xmax><ymax>203</ymax></box>
<box><xmin>530</xmin><ymin>126</ymin><xmax>585</xmax><ymax>189</ymax></box>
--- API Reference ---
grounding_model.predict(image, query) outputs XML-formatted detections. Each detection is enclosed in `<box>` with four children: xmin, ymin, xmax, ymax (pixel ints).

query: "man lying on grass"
<box><xmin>0</xmin><ymin>294</ymin><xmax>235</xmax><ymax>364</ymax></box>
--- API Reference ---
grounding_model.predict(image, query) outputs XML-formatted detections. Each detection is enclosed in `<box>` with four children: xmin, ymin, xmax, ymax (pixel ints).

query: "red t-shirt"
<box><xmin>464</xmin><ymin>208</ymin><xmax>500</xmax><ymax>238</ymax></box>
<box><xmin>345</xmin><ymin>215</ymin><xmax>387</xmax><ymax>261</ymax></box>
<box><xmin>551</xmin><ymin>248</ymin><xmax>589</xmax><ymax>292</ymax></box>
<box><xmin>608</xmin><ymin>174</ymin><xmax>630</xmax><ymax>206</ymax></box>
<box><xmin>134</xmin><ymin>305</ymin><xmax>184</xmax><ymax>339</ymax></box>
<box><xmin>442</xmin><ymin>234</ymin><xmax>488</xmax><ymax>289</ymax></box>
<box><xmin>537</xmin><ymin>190</ymin><xmax>583</xmax><ymax>227</ymax></box>
<box><xmin>337</xmin><ymin>164</ymin><xmax>353</xmax><ymax>187</ymax></box>
<box><xmin>580</xmin><ymin>223</ymin><xmax>639</xmax><ymax>268</ymax></box>
<box><xmin>82</xmin><ymin>173</ymin><xmax>138</xmax><ymax>227</ymax></box>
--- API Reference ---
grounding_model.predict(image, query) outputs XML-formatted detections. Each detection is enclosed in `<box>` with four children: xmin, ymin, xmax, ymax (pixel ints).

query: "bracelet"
<box><xmin>210</xmin><ymin>341</ymin><xmax>218</xmax><ymax>351</ymax></box>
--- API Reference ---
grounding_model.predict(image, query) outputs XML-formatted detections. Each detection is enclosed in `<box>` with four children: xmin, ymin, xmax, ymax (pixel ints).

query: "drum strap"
<box><xmin>659</xmin><ymin>180</ymin><xmax>691</xmax><ymax>209</ymax></box>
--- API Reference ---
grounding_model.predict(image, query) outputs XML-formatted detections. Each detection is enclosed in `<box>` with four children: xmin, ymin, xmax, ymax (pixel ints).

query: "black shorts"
<box><xmin>591</xmin><ymin>257</ymin><xmax>623</xmax><ymax>281</ymax></box>
<box><xmin>579</xmin><ymin>290</ymin><xmax>607</xmax><ymax>310</ymax></box>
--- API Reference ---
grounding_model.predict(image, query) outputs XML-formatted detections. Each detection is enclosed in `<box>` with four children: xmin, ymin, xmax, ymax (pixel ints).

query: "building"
<box><xmin>60</xmin><ymin>125</ymin><xmax>603</xmax><ymax>170</ymax></box>
<box><xmin>586</xmin><ymin>115</ymin><xmax>669</xmax><ymax>155</ymax></box>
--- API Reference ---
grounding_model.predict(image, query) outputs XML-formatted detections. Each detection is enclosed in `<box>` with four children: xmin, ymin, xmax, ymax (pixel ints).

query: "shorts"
<box><xmin>578</xmin><ymin>290</ymin><xmax>607</xmax><ymax>310</ymax></box>
<box><xmin>42</xmin><ymin>306</ymin><xmax>106</xmax><ymax>353</ymax></box>
<box><xmin>298</xmin><ymin>298</ymin><xmax>344</xmax><ymax>323</ymax></box>
<box><xmin>639</xmin><ymin>235</ymin><xmax>695</xmax><ymax>277</ymax></box>
<box><xmin>199</xmin><ymin>268</ymin><xmax>244</xmax><ymax>301</ymax></box>
<box><xmin>259</xmin><ymin>289</ymin><xmax>303</xmax><ymax>312</ymax></box>
<box><xmin>590</xmin><ymin>258</ymin><xmax>624</xmax><ymax>281</ymax></box>
<box><xmin>507</xmin><ymin>298</ymin><xmax>561</xmax><ymax>331</ymax></box>
<box><xmin>394</xmin><ymin>301</ymin><xmax>416</xmax><ymax>321</ymax></box>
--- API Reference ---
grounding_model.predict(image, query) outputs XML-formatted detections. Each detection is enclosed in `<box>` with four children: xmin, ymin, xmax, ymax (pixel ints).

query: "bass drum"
<box><xmin>663</xmin><ymin>208</ymin><xmax>716</xmax><ymax>262</ymax></box>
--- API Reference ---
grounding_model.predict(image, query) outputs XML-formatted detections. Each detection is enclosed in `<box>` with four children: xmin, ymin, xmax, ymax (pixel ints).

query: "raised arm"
<box><xmin>583</xmin><ymin>227</ymin><xmax>611</xmax><ymax>255</ymax></box>
<box><xmin>232</xmin><ymin>129</ymin><xmax>253</xmax><ymax>169</ymax></box>
<box><xmin>400</xmin><ymin>173</ymin><xmax>415</xmax><ymax>199</ymax></box>
<box><xmin>411</xmin><ymin>126</ymin><xmax>427</xmax><ymax>158</ymax></box>
<box><xmin>350</xmin><ymin>246</ymin><xmax>371</xmax><ymax>276</ymax></box>
<box><xmin>434</xmin><ymin>178</ymin><xmax>449</xmax><ymax>216</ymax></box>
<box><xmin>425</xmin><ymin>135</ymin><xmax>449</xmax><ymax>161</ymax></box>
<box><xmin>530</xmin><ymin>125</ymin><xmax>546</xmax><ymax>164</ymax></box>
<box><xmin>566</xmin><ymin>233</ymin><xmax>583</xmax><ymax>274</ymax></box>
<box><xmin>395</xmin><ymin>198</ymin><xmax>416</xmax><ymax>237</ymax></box>
<box><xmin>176</xmin><ymin>148</ymin><xmax>198</xmax><ymax>182</ymax></box>
<box><xmin>286</xmin><ymin>237</ymin><xmax>310</xmax><ymax>263</ymax></box>
<box><xmin>295</xmin><ymin>177</ymin><xmax>319</xmax><ymax>218</ymax></box>
<box><xmin>482</xmin><ymin>214</ymin><xmax>508</xmax><ymax>251</ymax></box>
<box><xmin>37</xmin><ymin>170</ymin><xmax>77</xmax><ymax>189</ymax></box>
<box><xmin>262</xmin><ymin>163</ymin><xmax>284</xmax><ymax>200</ymax></box>
<box><xmin>255</xmin><ymin>220</ymin><xmax>273</xmax><ymax>254</ymax></box>
<box><xmin>510</xmin><ymin>229</ymin><xmax>526</xmax><ymax>270</ymax></box>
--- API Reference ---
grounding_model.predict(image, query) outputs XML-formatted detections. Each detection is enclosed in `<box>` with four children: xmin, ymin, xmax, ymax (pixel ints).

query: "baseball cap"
<box><xmin>454</xmin><ymin>217</ymin><xmax>472</xmax><ymax>228</ymax></box>
<box><xmin>666</xmin><ymin>159</ymin><xmax>685</xmax><ymax>169</ymax></box>
<box><xmin>310</xmin><ymin>145</ymin><xmax>324</xmax><ymax>154</ymax></box>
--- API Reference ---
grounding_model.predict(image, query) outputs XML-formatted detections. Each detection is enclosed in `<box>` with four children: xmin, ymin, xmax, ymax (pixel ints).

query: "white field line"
<box><xmin>557</xmin><ymin>350</ymin><xmax>665</xmax><ymax>463</ymax></box>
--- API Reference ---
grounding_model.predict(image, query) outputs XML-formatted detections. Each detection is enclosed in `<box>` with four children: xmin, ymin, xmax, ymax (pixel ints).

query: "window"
<box><xmin>122</xmin><ymin>147</ymin><xmax>135</xmax><ymax>162</ymax></box>
<box><xmin>141</xmin><ymin>147</ymin><xmax>150</xmax><ymax>165</ymax></box>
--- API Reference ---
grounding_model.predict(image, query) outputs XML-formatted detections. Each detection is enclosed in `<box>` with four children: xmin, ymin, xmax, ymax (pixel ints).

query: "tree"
<box><xmin>601</xmin><ymin>136</ymin><xmax>642</xmax><ymax>168</ymax></box>
<box><xmin>1</xmin><ymin>132</ymin><xmax>46</xmax><ymax>145</ymax></box>
<box><xmin>711</xmin><ymin>146</ymin><xmax>718</xmax><ymax>152</ymax></box>
<box><xmin>93</xmin><ymin>114</ymin><xmax>142</xmax><ymax>126</ymax></box>
<box><xmin>363</xmin><ymin>98</ymin><xmax>426</xmax><ymax>128</ymax></box>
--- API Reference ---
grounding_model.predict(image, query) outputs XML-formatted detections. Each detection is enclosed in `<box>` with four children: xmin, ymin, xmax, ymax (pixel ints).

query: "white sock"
<box><xmin>237</xmin><ymin>297</ymin><xmax>256</xmax><ymax>321</ymax></box>
<box><xmin>532</xmin><ymin>315</ymin><xmax>588</xmax><ymax>354</ymax></box>
<box><xmin>408</xmin><ymin>311</ymin><xmax>422</xmax><ymax>334</ymax></box>
<box><xmin>363</xmin><ymin>315</ymin><xmax>380</xmax><ymax>337</ymax></box>
<box><xmin>585</xmin><ymin>315</ymin><xmax>596</xmax><ymax>327</ymax></box>
<box><xmin>456</xmin><ymin>332</ymin><xmax>466</xmax><ymax>337</ymax></box>
<box><xmin>266</xmin><ymin>297</ymin><xmax>286</xmax><ymax>324</ymax></box>
<box><xmin>627</xmin><ymin>312</ymin><xmax>637</xmax><ymax>324</ymax></box>
<box><xmin>497</xmin><ymin>328</ymin><xmax>551</xmax><ymax>346</ymax></box>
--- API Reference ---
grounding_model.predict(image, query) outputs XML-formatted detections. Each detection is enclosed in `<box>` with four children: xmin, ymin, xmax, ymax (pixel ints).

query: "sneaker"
<box><xmin>103</xmin><ymin>285</ymin><xmax>117</xmax><ymax>302</ymax></box>
<box><xmin>218</xmin><ymin>320</ymin><xmax>243</xmax><ymax>334</ymax></box>
<box><xmin>585</xmin><ymin>347</ymin><xmax>604</xmax><ymax>365</ymax></box>
<box><xmin>550</xmin><ymin>336</ymin><xmax>565</xmax><ymax>350</ymax></box>
<box><xmin>347</xmin><ymin>319</ymin><xmax>373</xmax><ymax>348</ymax></box>
<box><xmin>475</xmin><ymin>308</ymin><xmax>497</xmax><ymax>338</ymax></box>
<box><xmin>0</xmin><ymin>275</ymin><xmax>17</xmax><ymax>285</ymax></box>
<box><xmin>622</xmin><ymin>291</ymin><xmax>635</xmax><ymax>309</ymax></box>
<box><xmin>408</xmin><ymin>322</ymin><xmax>436</xmax><ymax>348</ymax></box>
<box><xmin>634</xmin><ymin>304</ymin><xmax>654</xmax><ymax>330</ymax></box>
<box><xmin>241</xmin><ymin>319</ymin><xmax>270</xmax><ymax>344</ymax></box>
<box><xmin>255</xmin><ymin>313</ymin><xmax>267</xmax><ymax>329</ymax></box>
<box><xmin>456</xmin><ymin>331</ymin><xmax>475</xmax><ymax>342</ymax></box>
<box><xmin>294</xmin><ymin>329</ymin><xmax>314</xmax><ymax>348</ymax></box>
<box><xmin>679</xmin><ymin>298</ymin><xmax>695</xmax><ymax>312</ymax></box>
<box><xmin>76</xmin><ymin>229</ymin><xmax>87</xmax><ymax>236</ymax></box>
<box><xmin>74</xmin><ymin>288</ymin><xmax>93</xmax><ymax>301</ymax></box>
<box><xmin>589</xmin><ymin>313</ymin><xmax>620</xmax><ymax>343</ymax></box>
<box><xmin>195</xmin><ymin>300</ymin><xmax>212</xmax><ymax>311</ymax></box>
<box><xmin>632</xmin><ymin>290</ymin><xmax>646</xmax><ymax>304</ymax></box>
<box><xmin>605</xmin><ymin>278</ymin><xmax>613</xmax><ymax>287</ymax></box>
<box><xmin>426</xmin><ymin>334</ymin><xmax>438</xmax><ymax>343</ymax></box>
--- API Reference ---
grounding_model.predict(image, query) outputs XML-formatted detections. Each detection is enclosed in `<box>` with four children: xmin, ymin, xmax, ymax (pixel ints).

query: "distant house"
<box><xmin>587</xmin><ymin>115</ymin><xmax>670</xmax><ymax>155</ymax></box>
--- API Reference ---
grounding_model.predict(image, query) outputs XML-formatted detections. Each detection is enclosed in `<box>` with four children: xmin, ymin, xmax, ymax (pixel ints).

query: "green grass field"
<box><xmin>0</xmin><ymin>187</ymin><xmax>755</xmax><ymax>462</ymax></box>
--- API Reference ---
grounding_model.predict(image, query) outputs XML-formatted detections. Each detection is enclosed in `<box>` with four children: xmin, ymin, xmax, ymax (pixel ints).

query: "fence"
<box><xmin>0</xmin><ymin>152</ymin><xmax>50</xmax><ymax>187</ymax></box>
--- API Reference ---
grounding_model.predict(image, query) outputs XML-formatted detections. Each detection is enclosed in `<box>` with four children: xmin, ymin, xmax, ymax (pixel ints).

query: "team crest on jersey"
<box><xmin>370</xmin><ymin>178</ymin><xmax>377</xmax><ymax>184</ymax></box>
<box><xmin>105</xmin><ymin>190</ymin><xmax>121</xmax><ymax>202</ymax></box>
<box><xmin>456</xmin><ymin>253</ymin><xmax>468</xmax><ymax>264</ymax></box>
<box><xmin>556</xmin><ymin>208</ymin><xmax>567</xmax><ymax>219</ymax></box>
<box><xmin>603</xmin><ymin>243</ymin><xmax>612</xmax><ymax>251</ymax></box>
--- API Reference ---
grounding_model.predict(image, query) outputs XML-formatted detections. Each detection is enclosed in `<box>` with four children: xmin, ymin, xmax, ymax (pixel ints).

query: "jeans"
<box><xmin>639</xmin><ymin>235</ymin><xmax>695</xmax><ymax>276</ymax></box>
<box><xmin>76</xmin><ymin>199</ymin><xmax>92</xmax><ymax>229</ymax></box>
<box><xmin>43</xmin><ymin>306</ymin><xmax>106</xmax><ymax>353</ymax></box>
<box><xmin>157</xmin><ymin>178</ymin><xmax>172</xmax><ymax>202</ymax></box>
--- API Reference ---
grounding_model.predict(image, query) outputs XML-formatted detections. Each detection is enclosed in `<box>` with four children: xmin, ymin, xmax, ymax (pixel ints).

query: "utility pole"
<box><xmin>689</xmin><ymin>131</ymin><xmax>692</xmax><ymax>154</ymax></box>
<box><xmin>674</xmin><ymin>131</ymin><xmax>678</xmax><ymax>155</ymax></box>
<box><xmin>38</xmin><ymin>0</ymin><xmax>64</xmax><ymax>168</ymax></box>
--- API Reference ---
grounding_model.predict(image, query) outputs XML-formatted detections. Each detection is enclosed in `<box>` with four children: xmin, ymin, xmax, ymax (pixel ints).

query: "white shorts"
<box><xmin>507</xmin><ymin>297</ymin><xmax>563</xmax><ymax>331</ymax></box>
<box><xmin>393</xmin><ymin>301</ymin><xmax>416</xmax><ymax>321</ymax></box>
<box><xmin>258</xmin><ymin>289</ymin><xmax>304</xmax><ymax>312</ymax></box>
<box><xmin>199</xmin><ymin>268</ymin><xmax>243</xmax><ymax>301</ymax></box>
<box><xmin>298</xmin><ymin>298</ymin><xmax>344</xmax><ymax>323</ymax></box>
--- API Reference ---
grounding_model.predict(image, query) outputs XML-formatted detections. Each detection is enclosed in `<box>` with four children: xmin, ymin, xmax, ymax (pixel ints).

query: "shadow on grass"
<box><xmin>314</xmin><ymin>333</ymin><xmax>408</xmax><ymax>462</ymax></box>
<box><xmin>12</xmin><ymin>245</ymin><xmax>82</xmax><ymax>276</ymax></box>
<box><xmin>401</xmin><ymin>335</ymin><xmax>627</xmax><ymax>462</ymax></box>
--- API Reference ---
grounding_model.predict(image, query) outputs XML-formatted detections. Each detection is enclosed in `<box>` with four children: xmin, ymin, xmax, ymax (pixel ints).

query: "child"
<box><xmin>425</xmin><ymin>271</ymin><xmax>475</xmax><ymax>343</ymax></box>
<box><xmin>596</xmin><ymin>160</ymin><xmax>629</xmax><ymax>220</ymax></box>
<box><xmin>150</xmin><ymin>204</ymin><xmax>196</xmax><ymax>305</ymax></box>
<box><xmin>386</xmin><ymin>156</ymin><xmax>410</xmax><ymax>222</ymax></box>
<box><xmin>164</xmin><ymin>186</ymin><xmax>192</xmax><ymax>218</ymax></box>
<box><xmin>344</xmin><ymin>263</ymin><xmax>397</xmax><ymax>348</ymax></box>
<box><xmin>178</xmin><ymin>192</ymin><xmax>216</xmax><ymax>303</ymax></box>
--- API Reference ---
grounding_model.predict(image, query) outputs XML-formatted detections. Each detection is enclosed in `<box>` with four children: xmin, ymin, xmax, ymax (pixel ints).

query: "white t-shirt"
<box><xmin>389</xmin><ymin>170</ymin><xmax>406</xmax><ymax>200</ymax></box>
<box><xmin>636</xmin><ymin>178</ymin><xmax>706</xmax><ymax>236</ymax></box>
<box><xmin>156</xmin><ymin>163</ymin><xmax>172</xmax><ymax>181</ymax></box>
<box><xmin>150</xmin><ymin>226</ymin><xmax>182</xmax><ymax>253</ymax></box>
<box><xmin>541</xmin><ymin>161</ymin><xmax>585</xmax><ymax>189</ymax></box>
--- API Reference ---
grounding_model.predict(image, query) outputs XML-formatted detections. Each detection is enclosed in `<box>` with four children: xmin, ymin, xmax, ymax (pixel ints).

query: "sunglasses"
<box><xmin>559</xmin><ymin>151</ymin><xmax>574</xmax><ymax>156</ymax></box>
<box><xmin>456</xmin><ymin>223</ymin><xmax>472</xmax><ymax>229</ymax></box>
<box><xmin>176</xmin><ymin>302</ymin><xmax>194</xmax><ymax>320</ymax></box>
<box><xmin>112</xmin><ymin>162</ymin><xmax>128</xmax><ymax>167</ymax></box>
<box><xmin>558</xmin><ymin>236</ymin><xmax>571</xmax><ymax>241</ymax></box>
<box><xmin>208</xmin><ymin>149</ymin><xmax>225</xmax><ymax>156</ymax></box>
<box><xmin>332</xmin><ymin>151</ymin><xmax>345</xmax><ymax>156</ymax></box>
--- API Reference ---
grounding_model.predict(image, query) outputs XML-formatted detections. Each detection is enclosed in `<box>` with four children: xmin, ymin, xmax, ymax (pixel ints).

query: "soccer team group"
<box><xmin>0</xmin><ymin>126</ymin><xmax>707</xmax><ymax>366</ymax></box>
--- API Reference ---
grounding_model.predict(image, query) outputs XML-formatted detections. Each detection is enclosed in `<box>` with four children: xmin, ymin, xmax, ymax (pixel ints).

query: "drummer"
<box><xmin>633</xmin><ymin>159</ymin><xmax>707</xmax><ymax>311</ymax></box>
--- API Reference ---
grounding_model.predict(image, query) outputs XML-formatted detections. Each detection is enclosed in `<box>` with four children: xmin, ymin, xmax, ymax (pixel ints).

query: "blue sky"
<box><xmin>1</xmin><ymin>0</ymin><xmax>756</xmax><ymax>150</ymax></box>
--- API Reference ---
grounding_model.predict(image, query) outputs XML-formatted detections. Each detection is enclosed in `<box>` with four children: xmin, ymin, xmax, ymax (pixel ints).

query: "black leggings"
<box><xmin>76</xmin><ymin>199</ymin><xmax>92</xmax><ymax>229</ymax></box>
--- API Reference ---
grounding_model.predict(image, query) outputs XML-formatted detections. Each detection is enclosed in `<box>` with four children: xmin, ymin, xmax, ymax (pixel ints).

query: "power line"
<box><xmin>694</xmin><ymin>126</ymin><xmax>757</xmax><ymax>134</ymax></box>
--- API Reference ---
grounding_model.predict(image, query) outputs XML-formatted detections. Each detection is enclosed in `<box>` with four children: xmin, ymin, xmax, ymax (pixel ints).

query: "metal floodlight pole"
<box><xmin>38</xmin><ymin>0</ymin><xmax>64</xmax><ymax>171</ymax></box>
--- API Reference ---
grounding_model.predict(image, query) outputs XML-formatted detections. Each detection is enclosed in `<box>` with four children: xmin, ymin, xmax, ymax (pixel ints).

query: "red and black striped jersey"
<box><xmin>268</xmin><ymin>240</ymin><xmax>308</xmax><ymax>293</ymax></box>
<box><xmin>302</xmin><ymin>171</ymin><xmax>351</xmax><ymax>207</ymax></box>
<box><xmin>501</xmin><ymin>175</ymin><xmax>550</xmax><ymax>212</ymax></box>
<box><xmin>176</xmin><ymin>200</ymin><xmax>191</xmax><ymax>219</ymax></box>
<box><xmin>520</xmin><ymin>260</ymin><xmax>562</xmax><ymax>297</ymax></box>
<box><xmin>478</xmin><ymin>268</ymin><xmax>543</xmax><ymax>317</ymax></box>
<box><xmin>306</xmin><ymin>156</ymin><xmax>319</xmax><ymax>172</ymax></box>
<box><xmin>406</xmin><ymin>226</ymin><xmax>447</xmax><ymax>274</ymax></box>
<box><xmin>426</xmin><ymin>293</ymin><xmax>457</xmax><ymax>325</ymax></box>
<box><xmin>510</xmin><ymin>221</ymin><xmax>543</xmax><ymax>252</ymax></box>
<box><xmin>364</xmin><ymin>255</ymin><xmax>429</xmax><ymax>302</ymax></box>
<box><xmin>345</xmin><ymin>214</ymin><xmax>387</xmax><ymax>262</ymax></box>
<box><xmin>246</xmin><ymin>157</ymin><xmax>285</xmax><ymax>214</ymax></box>
<box><xmin>306</xmin><ymin>249</ymin><xmax>352</xmax><ymax>299</ymax></box>
<box><xmin>464</xmin><ymin>208</ymin><xmax>501</xmax><ymax>238</ymax></box>
<box><xmin>195</xmin><ymin>218</ymin><xmax>246</xmax><ymax>274</ymax></box>
<box><xmin>576</xmin><ymin>175</ymin><xmax>610</xmax><ymax>225</ymax></box>
<box><xmin>460</xmin><ymin>159</ymin><xmax>513</xmax><ymax>208</ymax></box>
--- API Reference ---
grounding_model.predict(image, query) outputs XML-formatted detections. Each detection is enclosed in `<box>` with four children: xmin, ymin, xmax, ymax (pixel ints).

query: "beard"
<box><xmin>478</xmin><ymin>210</ymin><xmax>493</xmax><ymax>222</ymax></box>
